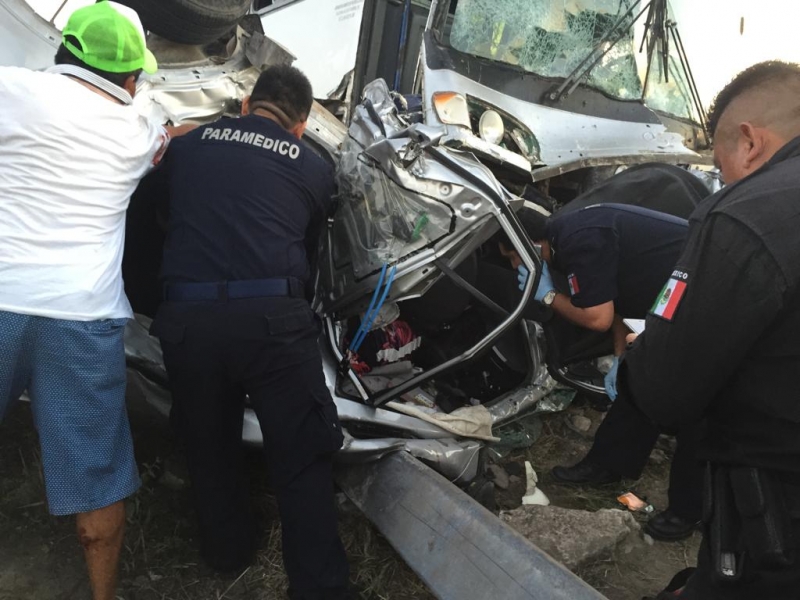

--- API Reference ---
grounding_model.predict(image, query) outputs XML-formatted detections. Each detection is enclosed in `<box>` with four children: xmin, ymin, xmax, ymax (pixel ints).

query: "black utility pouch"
<box><xmin>729</xmin><ymin>467</ymin><xmax>795</xmax><ymax>568</ymax></box>
<box><xmin>708</xmin><ymin>466</ymin><xmax>745</xmax><ymax>584</ymax></box>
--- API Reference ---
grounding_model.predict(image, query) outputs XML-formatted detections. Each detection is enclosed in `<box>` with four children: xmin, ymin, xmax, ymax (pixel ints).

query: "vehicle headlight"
<box><xmin>432</xmin><ymin>92</ymin><xmax>470</xmax><ymax>127</ymax></box>
<box><xmin>478</xmin><ymin>110</ymin><xmax>504</xmax><ymax>145</ymax></box>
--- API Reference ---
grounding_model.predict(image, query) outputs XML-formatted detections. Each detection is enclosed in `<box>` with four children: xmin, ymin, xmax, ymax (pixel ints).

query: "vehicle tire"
<box><xmin>116</xmin><ymin>0</ymin><xmax>251</xmax><ymax>46</ymax></box>
<box><xmin>579</xmin><ymin>165</ymin><xmax>618</xmax><ymax>194</ymax></box>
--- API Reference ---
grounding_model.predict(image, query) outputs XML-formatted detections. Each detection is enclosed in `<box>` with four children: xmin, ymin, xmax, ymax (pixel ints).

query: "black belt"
<box><xmin>164</xmin><ymin>278</ymin><xmax>305</xmax><ymax>302</ymax></box>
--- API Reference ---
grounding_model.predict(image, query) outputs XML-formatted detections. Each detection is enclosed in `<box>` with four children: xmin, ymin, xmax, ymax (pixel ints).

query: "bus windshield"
<box><xmin>447</xmin><ymin>0</ymin><xmax>696</xmax><ymax>120</ymax></box>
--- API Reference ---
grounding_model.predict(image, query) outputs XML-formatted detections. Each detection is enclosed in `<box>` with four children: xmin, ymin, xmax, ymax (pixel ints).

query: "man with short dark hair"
<box><xmin>0</xmin><ymin>3</ymin><xmax>180</xmax><ymax>599</ymax></box>
<box><xmin>150</xmin><ymin>65</ymin><xmax>350</xmax><ymax>599</ymax></box>
<box><xmin>624</xmin><ymin>60</ymin><xmax>800</xmax><ymax>599</ymax></box>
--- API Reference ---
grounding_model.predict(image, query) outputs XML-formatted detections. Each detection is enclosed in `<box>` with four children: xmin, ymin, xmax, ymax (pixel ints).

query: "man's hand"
<box><xmin>518</xmin><ymin>262</ymin><xmax>555</xmax><ymax>301</ymax></box>
<box><xmin>517</xmin><ymin>264</ymin><xmax>529</xmax><ymax>291</ymax></box>
<box><xmin>534</xmin><ymin>262</ymin><xmax>555</xmax><ymax>302</ymax></box>
<box><xmin>604</xmin><ymin>355</ymin><xmax>620</xmax><ymax>400</ymax></box>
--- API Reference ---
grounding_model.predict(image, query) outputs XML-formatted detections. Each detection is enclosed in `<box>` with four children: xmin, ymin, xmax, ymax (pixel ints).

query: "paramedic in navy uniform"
<box><xmin>149</xmin><ymin>66</ymin><xmax>350</xmax><ymax>599</ymax></box>
<box><xmin>503</xmin><ymin>203</ymin><xmax>703</xmax><ymax>541</ymax></box>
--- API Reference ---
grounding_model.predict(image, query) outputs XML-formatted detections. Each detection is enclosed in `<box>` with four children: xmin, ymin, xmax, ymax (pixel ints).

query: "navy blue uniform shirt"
<box><xmin>547</xmin><ymin>203</ymin><xmax>688</xmax><ymax>318</ymax></box>
<box><xmin>159</xmin><ymin>114</ymin><xmax>334</xmax><ymax>286</ymax></box>
<box><xmin>624</xmin><ymin>136</ymin><xmax>800</xmax><ymax>473</ymax></box>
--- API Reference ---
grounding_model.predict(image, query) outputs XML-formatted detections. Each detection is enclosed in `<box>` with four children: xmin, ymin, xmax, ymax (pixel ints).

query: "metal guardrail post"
<box><xmin>336</xmin><ymin>452</ymin><xmax>609</xmax><ymax>600</ymax></box>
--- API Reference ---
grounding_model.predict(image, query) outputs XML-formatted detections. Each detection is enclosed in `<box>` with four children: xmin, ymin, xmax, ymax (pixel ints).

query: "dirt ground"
<box><xmin>514</xmin><ymin>400</ymin><xmax>701</xmax><ymax>600</ymax></box>
<box><xmin>0</xmin><ymin>390</ymin><xmax>431</xmax><ymax>600</ymax></box>
<box><xmin>0</xmin><ymin>388</ymin><xmax>697</xmax><ymax>600</ymax></box>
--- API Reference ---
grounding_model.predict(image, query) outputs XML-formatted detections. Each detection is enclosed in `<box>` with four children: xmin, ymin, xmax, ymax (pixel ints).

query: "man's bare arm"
<box><xmin>550</xmin><ymin>294</ymin><xmax>614</xmax><ymax>331</ymax></box>
<box><xmin>165</xmin><ymin>123</ymin><xmax>198</xmax><ymax>138</ymax></box>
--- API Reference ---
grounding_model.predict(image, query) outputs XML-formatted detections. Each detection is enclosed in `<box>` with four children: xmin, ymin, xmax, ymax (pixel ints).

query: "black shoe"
<box><xmin>644</xmin><ymin>509</ymin><xmax>699</xmax><ymax>541</ymax></box>
<box><xmin>551</xmin><ymin>461</ymin><xmax>621</xmax><ymax>485</ymax></box>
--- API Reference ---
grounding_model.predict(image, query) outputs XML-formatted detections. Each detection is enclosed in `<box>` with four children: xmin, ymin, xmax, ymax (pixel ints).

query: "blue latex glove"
<box><xmin>517</xmin><ymin>264</ymin><xmax>529</xmax><ymax>291</ymax></box>
<box><xmin>534</xmin><ymin>261</ymin><xmax>555</xmax><ymax>302</ymax></box>
<box><xmin>518</xmin><ymin>262</ymin><xmax>556</xmax><ymax>301</ymax></box>
<box><xmin>604</xmin><ymin>355</ymin><xmax>620</xmax><ymax>401</ymax></box>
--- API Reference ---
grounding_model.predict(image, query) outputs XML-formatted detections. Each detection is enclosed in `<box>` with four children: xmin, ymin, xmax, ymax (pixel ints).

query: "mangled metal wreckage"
<box><xmin>127</xmin><ymin>77</ymin><xmax>563</xmax><ymax>483</ymax></box>
<box><xmin>123</xmin><ymin>75</ymin><xmax>610</xmax><ymax>600</ymax></box>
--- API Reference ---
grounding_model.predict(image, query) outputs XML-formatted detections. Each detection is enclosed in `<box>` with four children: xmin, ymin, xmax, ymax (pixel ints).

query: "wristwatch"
<box><xmin>542</xmin><ymin>289</ymin><xmax>557</xmax><ymax>306</ymax></box>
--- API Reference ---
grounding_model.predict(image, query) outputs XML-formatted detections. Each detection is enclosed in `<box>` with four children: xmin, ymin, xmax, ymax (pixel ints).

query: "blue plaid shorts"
<box><xmin>0</xmin><ymin>310</ymin><xmax>140</xmax><ymax>516</ymax></box>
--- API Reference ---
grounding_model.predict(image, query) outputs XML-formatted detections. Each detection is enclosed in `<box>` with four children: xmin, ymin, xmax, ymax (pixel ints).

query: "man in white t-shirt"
<box><xmin>0</xmin><ymin>3</ymin><xmax>189</xmax><ymax>599</ymax></box>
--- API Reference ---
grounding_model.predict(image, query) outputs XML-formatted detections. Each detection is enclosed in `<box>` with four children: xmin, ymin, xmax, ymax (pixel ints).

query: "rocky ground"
<box><xmin>0</xmin><ymin>387</ymin><xmax>698</xmax><ymax>600</ymax></box>
<box><xmin>496</xmin><ymin>398</ymin><xmax>701</xmax><ymax>600</ymax></box>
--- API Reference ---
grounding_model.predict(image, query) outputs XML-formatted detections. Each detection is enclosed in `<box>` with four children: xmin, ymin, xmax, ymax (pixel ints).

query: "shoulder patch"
<box><xmin>568</xmin><ymin>273</ymin><xmax>580</xmax><ymax>295</ymax></box>
<box><xmin>651</xmin><ymin>269</ymin><xmax>689</xmax><ymax>321</ymax></box>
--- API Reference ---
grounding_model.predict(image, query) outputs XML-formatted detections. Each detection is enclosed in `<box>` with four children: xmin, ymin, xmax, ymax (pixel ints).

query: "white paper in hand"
<box><xmin>623</xmin><ymin>318</ymin><xmax>646</xmax><ymax>335</ymax></box>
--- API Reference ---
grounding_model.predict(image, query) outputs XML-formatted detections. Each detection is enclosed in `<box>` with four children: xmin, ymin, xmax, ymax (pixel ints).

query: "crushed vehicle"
<box><xmin>307</xmin><ymin>0</ymin><xmax>718</xmax><ymax>473</ymax></box>
<box><xmin>319</xmin><ymin>0</ymin><xmax>719</xmax><ymax>424</ymax></box>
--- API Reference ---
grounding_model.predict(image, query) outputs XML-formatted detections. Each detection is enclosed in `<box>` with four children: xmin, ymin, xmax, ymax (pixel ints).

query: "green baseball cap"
<box><xmin>62</xmin><ymin>1</ymin><xmax>157</xmax><ymax>74</ymax></box>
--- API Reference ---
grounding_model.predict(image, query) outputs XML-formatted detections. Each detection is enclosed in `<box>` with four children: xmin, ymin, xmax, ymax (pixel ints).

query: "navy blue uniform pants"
<box><xmin>151</xmin><ymin>298</ymin><xmax>349</xmax><ymax>599</ymax></box>
<box><xmin>585</xmin><ymin>397</ymin><xmax>703</xmax><ymax>521</ymax></box>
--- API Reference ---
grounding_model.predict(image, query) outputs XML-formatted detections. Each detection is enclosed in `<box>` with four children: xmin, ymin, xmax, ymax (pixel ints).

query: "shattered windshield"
<box><xmin>449</xmin><ymin>0</ymin><xmax>643</xmax><ymax>101</ymax></box>
<box><xmin>640</xmin><ymin>53</ymin><xmax>695</xmax><ymax>121</ymax></box>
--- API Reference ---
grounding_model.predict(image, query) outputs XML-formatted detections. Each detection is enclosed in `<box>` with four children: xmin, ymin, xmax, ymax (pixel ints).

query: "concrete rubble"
<box><xmin>649</xmin><ymin>448</ymin><xmax>669</xmax><ymax>465</ymax></box>
<box><xmin>501</xmin><ymin>505</ymin><xmax>643</xmax><ymax>570</ymax></box>
<box><xmin>570</xmin><ymin>415</ymin><xmax>593</xmax><ymax>433</ymax></box>
<box><xmin>487</xmin><ymin>463</ymin><xmax>510</xmax><ymax>490</ymax></box>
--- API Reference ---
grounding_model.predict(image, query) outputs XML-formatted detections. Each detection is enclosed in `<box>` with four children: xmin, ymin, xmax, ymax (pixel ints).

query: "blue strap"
<box><xmin>349</xmin><ymin>263</ymin><xmax>387</xmax><ymax>352</ymax></box>
<box><xmin>350</xmin><ymin>265</ymin><xmax>397</xmax><ymax>353</ymax></box>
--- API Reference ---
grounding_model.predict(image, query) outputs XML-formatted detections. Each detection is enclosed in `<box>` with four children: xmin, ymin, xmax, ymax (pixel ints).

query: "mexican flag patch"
<box><xmin>568</xmin><ymin>273</ymin><xmax>580</xmax><ymax>296</ymax></box>
<box><xmin>651</xmin><ymin>272</ymin><xmax>688</xmax><ymax>321</ymax></box>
